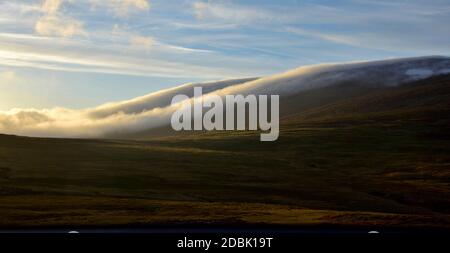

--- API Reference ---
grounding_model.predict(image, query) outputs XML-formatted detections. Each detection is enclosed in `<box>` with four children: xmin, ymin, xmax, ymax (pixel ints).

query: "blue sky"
<box><xmin>0</xmin><ymin>0</ymin><xmax>449</xmax><ymax>110</ymax></box>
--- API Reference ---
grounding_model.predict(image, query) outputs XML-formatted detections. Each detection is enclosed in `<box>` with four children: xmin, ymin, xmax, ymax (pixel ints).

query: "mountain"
<box><xmin>284</xmin><ymin>74</ymin><xmax>450</xmax><ymax>124</ymax></box>
<box><xmin>112</xmin><ymin>56</ymin><xmax>450</xmax><ymax>139</ymax></box>
<box><xmin>1</xmin><ymin>56</ymin><xmax>450</xmax><ymax>139</ymax></box>
<box><xmin>1</xmin><ymin>76</ymin><xmax>450</xmax><ymax>228</ymax></box>
<box><xmin>1</xmin><ymin>56</ymin><xmax>450</xmax><ymax>228</ymax></box>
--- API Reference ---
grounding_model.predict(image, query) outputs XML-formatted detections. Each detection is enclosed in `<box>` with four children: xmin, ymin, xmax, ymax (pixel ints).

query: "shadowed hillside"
<box><xmin>0</xmin><ymin>75</ymin><xmax>449</xmax><ymax>228</ymax></box>
<box><xmin>285</xmin><ymin>74</ymin><xmax>450</xmax><ymax>123</ymax></box>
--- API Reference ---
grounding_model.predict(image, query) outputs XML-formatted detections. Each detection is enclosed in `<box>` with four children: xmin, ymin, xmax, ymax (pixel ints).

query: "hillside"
<box><xmin>285</xmin><ymin>74</ymin><xmax>450</xmax><ymax>124</ymax></box>
<box><xmin>117</xmin><ymin>73</ymin><xmax>450</xmax><ymax>140</ymax></box>
<box><xmin>1</xmin><ymin>56</ymin><xmax>450</xmax><ymax>139</ymax></box>
<box><xmin>0</xmin><ymin>75</ymin><xmax>450</xmax><ymax>228</ymax></box>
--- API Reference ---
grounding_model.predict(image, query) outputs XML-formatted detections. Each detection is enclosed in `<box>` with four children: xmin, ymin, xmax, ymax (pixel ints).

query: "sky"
<box><xmin>0</xmin><ymin>0</ymin><xmax>449</xmax><ymax>110</ymax></box>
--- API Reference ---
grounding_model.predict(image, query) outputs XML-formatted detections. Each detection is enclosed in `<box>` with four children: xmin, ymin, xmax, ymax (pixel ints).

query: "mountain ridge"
<box><xmin>1</xmin><ymin>56</ymin><xmax>450</xmax><ymax>138</ymax></box>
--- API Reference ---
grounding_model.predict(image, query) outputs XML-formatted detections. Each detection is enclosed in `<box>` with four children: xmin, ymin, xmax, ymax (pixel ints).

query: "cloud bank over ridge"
<box><xmin>1</xmin><ymin>56</ymin><xmax>449</xmax><ymax>138</ymax></box>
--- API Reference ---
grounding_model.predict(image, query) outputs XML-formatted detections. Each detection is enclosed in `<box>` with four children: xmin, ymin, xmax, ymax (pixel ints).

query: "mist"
<box><xmin>1</xmin><ymin>56</ymin><xmax>449</xmax><ymax>138</ymax></box>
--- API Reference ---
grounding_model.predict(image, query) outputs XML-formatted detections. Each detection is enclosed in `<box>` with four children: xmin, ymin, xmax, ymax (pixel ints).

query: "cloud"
<box><xmin>113</xmin><ymin>25</ymin><xmax>154</xmax><ymax>49</ymax></box>
<box><xmin>193</xmin><ymin>1</ymin><xmax>273</xmax><ymax>24</ymax></box>
<box><xmin>122</xmin><ymin>0</ymin><xmax>150</xmax><ymax>10</ymax></box>
<box><xmin>113</xmin><ymin>24</ymin><xmax>213</xmax><ymax>53</ymax></box>
<box><xmin>285</xmin><ymin>27</ymin><xmax>450</xmax><ymax>54</ymax></box>
<box><xmin>0</xmin><ymin>78</ymin><xmax>257</xmax><ymax>138</ymax></box>
<box><xmin>0</xmin><ymin>47</ymin><xmax>231</xmax><ymax>79</ymax></box>
<box><xmin>191</xmin><ymin>1</ymin><xmax>356</xmax><ymax>25</ymax></box>
<box><xmin>41</xmin><ymin>0</ymin><xmax>62</xmax><ymax>14</ymax></box>
<box><xmin>34</xmin><ymin>0</ymin><xmax>86</xmax><ymax>37</ymax></box>
<box><xmin>35</xmin><ymin>15</ymin><xmax>86</xmax><ymax>37</ymax></box>
<box><xmin>285</xmin><ymin>27</ymin><xmax>361</xmax><ymax>47</ymax></box>
<box><xmin>0</xmin><ymin>30</ymin><xmax>264</xmax><ymax>79</ymax></box>
<box><xmin>90</xmin><ymin>0</ymin><xmax>150</xmax><ymax>17</ymax></box>
<box><xmin>0</xmin><ymin>1</ymin><xmax>286</xmax><ymax>80</ymax></box>
<box><xmin>0</xmin><ymin>56</ymin><xmax>448</xmax><ymax>138</ymax></box>
<box><xmin>130</xmin><ymin>35</ymin><xmax>154</xmax><ymax>49</ymax></box>
<box><xmin>190</xmin><ymin>1</ymin><xmax>450</xmax><ymax>55</ymax></box>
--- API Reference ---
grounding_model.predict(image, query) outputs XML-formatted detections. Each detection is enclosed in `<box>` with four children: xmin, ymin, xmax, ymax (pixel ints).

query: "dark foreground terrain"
<box><xmin>0</xmin><ymin>75</ymin><xmax>449</xmax><ymax>229</ymax></box>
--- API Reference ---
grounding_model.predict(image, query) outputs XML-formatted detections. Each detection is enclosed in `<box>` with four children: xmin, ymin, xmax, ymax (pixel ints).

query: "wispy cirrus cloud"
<box><xmin>191</xmin><ymin>0</ymin><xmax>450</xmax><ymax>54</ymax></box>
<box><xmin>0</xmin><ymin>31</ymin><xmax>255</xmax><ymax>79</ymax></box>
<box><xmin>1</xmin><ymin>1</ymin><xmax>260</xmax><ymax>81</ymax></box>
<box><xmin>285</xmin><ymin>26</ymin><xmax>450</xmax><ymax>54</ymax></box>
<box><xmin>193</xmin><ymin>1</ymin><xmax>273</xmax><ymax>23</ymax></box>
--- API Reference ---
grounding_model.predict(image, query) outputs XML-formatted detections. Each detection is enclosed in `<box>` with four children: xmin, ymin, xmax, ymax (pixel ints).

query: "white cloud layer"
<box><xmin>0</xmin><ymin>56</ymin><xmax>449</xmax><ymax>138</ymax></box>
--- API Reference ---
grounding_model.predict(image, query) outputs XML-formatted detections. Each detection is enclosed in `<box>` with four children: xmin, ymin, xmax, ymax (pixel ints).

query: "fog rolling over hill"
<box><xmin>0</xmin><ymin>56</ymin><xmax>449</xmax><ymax>138</ymax></box>
<box><xmin>1</xmin><ymin>56</ymin><xmax>450</xmax><ymax>228</ymax></box>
